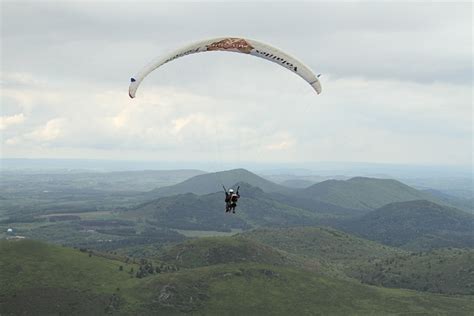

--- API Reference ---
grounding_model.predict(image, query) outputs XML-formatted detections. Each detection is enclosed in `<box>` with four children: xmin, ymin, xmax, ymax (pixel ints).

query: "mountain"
<box><xmin>123</xmin><ymin>183</ymin><xmax>348</xmax><ymax>232</ymax></box>
<box><xmin>3</xmin><ymin>239</ymin><xmax>474</xmax><ymax>315</ymax></box>
<box><xmin>146</xmin><ymin>168</ymin><xmax>290</xmax><ymax>198</ymax></box>
<box><xmin>143</xmin><ymin>173</ymin><xmax>448</xmax><ymax>220</ymax></box>
<box><xmin>339</xmin><ymin>200</ymin><xmax>474</xmax><ymax>250</ymax></box>
<box><xmin>349</xmin><ymin>248</ymin><xmax>474</xmax><ymax>295</ymax></box>
<box><xmin>299</xmin><ymin>177</ymin><xmax>440</xmax><ymax>211</ymax></box>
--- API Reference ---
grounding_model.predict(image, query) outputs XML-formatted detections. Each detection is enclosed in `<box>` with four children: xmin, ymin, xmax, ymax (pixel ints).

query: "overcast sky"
<box><xmin>1</xmin><ymin>1</ymin><xmax>472</xmax><ymax>167</ymax></box>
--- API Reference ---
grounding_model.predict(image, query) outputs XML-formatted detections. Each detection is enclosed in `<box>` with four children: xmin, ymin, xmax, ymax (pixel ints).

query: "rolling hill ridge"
<box><xmin>298</xmin><ymin>177</ymin><xmax>441</xmax><ymax>210</ymax></box>
<box><xmin>123</xmin><ymin>183</ymin><xmax>327</xmax><ymax>231</ymax></box>
<box><xmin>338</xmin><ymin>200</ymin><xmax>474</xmax><ymax>250</ymax></box>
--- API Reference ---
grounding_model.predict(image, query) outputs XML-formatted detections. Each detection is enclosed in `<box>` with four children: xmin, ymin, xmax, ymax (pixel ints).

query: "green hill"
<box><xmin>0</xmin><ymin>239</ymin><xmax>141</xmax><ymax>315</ymax></box>
<box><xmin>2</xmin><ymin>239</ymin><xmax>474</xmax><ymax>315</ymax></box>
<box><xmin>158</xmin><ymin>236</ymin><xmax>304</xmax><ymax>269</ymax></box>
<box><xmin>348</xmin><ymin>248</ymin><xmax>474</xmax><ymax>295</ymax></box>
<box><xmin>269</xmin><ymin>191</ymin><xmax>363</xmax><ymax>217</ymax></box>
<box><xmin>142</xmin><ymin>262</ymin><xmax>474</xmax><ymax>316</ymax></box>
<box><xmin>242</xmin><ymin>227</ymin><xmax>404</xmax><ymax>267</ymax></box>
<box><xmin>241</xmin><ymin>227</ymin><xmax>474</xmax><ymax>295</ymax></box>
<box><xmin>123</xmin><ymin>192</ymin><xmax>252</xmax><ymax>232</ymax></box>
<box><xmin>339</xmin><ymin>200</ymin><xmax>474</xmax><ymax>250</ymax></box>
<box><xmin>300</xmin><ymin>177</ymin><xmax>439</xmax><ymax>210</ymax></box>
<box><xmin>123</xmin><ymin>183</ymin><xmax>329</xmax><ymax>232</ymax></box>
<box><xmin>147</xmin><ymin>168</ymin><xmax>290</xmax><ymax>198</ymax></box>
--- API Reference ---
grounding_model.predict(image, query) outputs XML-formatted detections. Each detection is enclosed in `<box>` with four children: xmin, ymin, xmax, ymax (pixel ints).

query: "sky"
<box><xmin>1</xmin><ymin>1</ymin><xmax>472</xmax><ymax>167</ymax></box>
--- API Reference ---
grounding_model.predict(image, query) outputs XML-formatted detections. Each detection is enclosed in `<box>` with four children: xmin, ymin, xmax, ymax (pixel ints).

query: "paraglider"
<box><xmin>223</xmin><ymin>186</ymin><xmax>240</xmax><ymax>214</ymax></box>
<box><xmin>128</xmin><ymin>37</ymin><xmax>322</xmax><ymax>98</ymax></box>
<box><xmin>128</xmin><ymin>37</ymin><xmax>322</xmax><ymax>213</ymax></box>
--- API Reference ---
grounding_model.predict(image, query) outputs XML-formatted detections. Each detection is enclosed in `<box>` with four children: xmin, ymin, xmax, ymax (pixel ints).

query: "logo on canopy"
<box><xmin>206</xmin><ymin>38</ymin><xmax>254</xmax><ymax>54</ymax></box>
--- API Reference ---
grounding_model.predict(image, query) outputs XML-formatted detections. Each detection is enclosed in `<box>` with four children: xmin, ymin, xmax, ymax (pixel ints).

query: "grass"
<box><xmin>2</xmin><ymin>239</ymin><xmax>474</xmax><ymax>315</ymax></box>
<box><xmin>348</xmin><ymin>248</ymin><xmax>474</xmax><ymax>295</ymax></box>
<box><xmin>158</xmin><ymin>236</ymin><xmax>304</xmax><ymax>269</ymax></box>
<box><xmin>143</xmin><ymin>263</ymin><xmax>474</xmax><ymax>316</ymax></box>
<box><xmin>242</xmin><ymin>226</ymin><xmax>404</xmax><ymax>265</ymax></box>
<box><xmin>0</xmin><ymin>240</ymin><xmax>139</xmax><ymax>295</ymax></box>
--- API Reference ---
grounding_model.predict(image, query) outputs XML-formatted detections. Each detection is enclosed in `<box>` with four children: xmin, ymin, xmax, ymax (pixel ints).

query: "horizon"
<box><xmin>1</xmin><ymin>157</ymin><xmax>471</xmax><ymax>179</ymax></box>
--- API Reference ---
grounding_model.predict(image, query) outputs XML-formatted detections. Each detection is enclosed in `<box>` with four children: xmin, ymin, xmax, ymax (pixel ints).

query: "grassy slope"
<box><xmin>143</xmin><ymin>263</ymin><xmax>474</xmax><ymax>316</ymax></box>
<box><xmin>241</xmin><ymin>227</ymin><xmax>404</xmax><ymax>265</ymax></box>
<box><xmin>0</xmin><ymin>239</ymin><xmax>142</xmax><ymax>314</ymax></box>
<box><xmin>0</xmin><ymin>240</ymin><xmax>137</xmax><ymax>293</ymax></box>
<box><xmin>159</xmin><ymin>237</ymin><xmax>285</xmax><ymax>267</ymax></box>
<box><xmin>242</xmin><ymin>227</ymin><xmax>474</xmax><ymax>295</ymax></box>
<box><xmin>348</xmin><ymin>248</ymin><xmax>474</xmax><ymax>295</ymax></box>
<box><xmin>157</xmin><ymin>236</ymin><xmax>313</xmax><ymax>270</ymax></box>
<box><xmin>2</xmin><ymin>239</ymin><xmax>474</xmax><ymax>315</ymax></box>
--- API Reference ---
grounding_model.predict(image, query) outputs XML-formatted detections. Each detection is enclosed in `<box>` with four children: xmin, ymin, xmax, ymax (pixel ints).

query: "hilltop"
<box><xmin>146</xmin><ymin>168</ymin><xmax>290</xmax><ymax>198</ymax></box>
<box><xmin>242</xmin><ymin>226</ymin><xmax>404</xmax><ymax>266</ymax></box>
<box><xmin>298</xmin><ymin>177</ymin><xmax>439</xmax><ymax>211</ymax></box>
<box><xmin>158</xmin><ymin>236</ymin><xmax>306</xmax><ymax>269</ymax></box>
<box><xmin>144</xmin><ymin>172</ymin><xmax>442</xmax><ymax>213</ymax></box>
<box><xmin>339</xmin><ymin>200</ymin><xmax>474</xmax><ymax>250</ymax></box>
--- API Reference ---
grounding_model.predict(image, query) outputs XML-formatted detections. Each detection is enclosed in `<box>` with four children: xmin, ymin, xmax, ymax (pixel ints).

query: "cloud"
<box><xmin>1</xmin><ymin>2</ymin><xmax>471</xmax><ymax>85</ymax></box>
<box><xmin>1</xmin><ymin>69</ymin><xmax>472</xmax><ymax>165</ymax></box>
<box><xmin>26</xmin><ymin>118</ymin><xmax>66</xmax><ymax>142</ymax></box>
<box><xmin>0</xmin><ymin>113</ymin><xmax>25</xmax><ymax>130</ymax></box>
<box><xmin>266</xmin><ymin>140</ymin><xmax>293</xmax><ymax>151</ymax></box>
<box><xmin>1</xmin><ymin>2</ymin><xmax>471</xmax><ymax>166</ymax></box>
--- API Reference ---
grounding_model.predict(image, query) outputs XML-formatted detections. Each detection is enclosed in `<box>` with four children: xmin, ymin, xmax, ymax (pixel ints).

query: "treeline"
<box><xmin>76</xmin><ymin>228</ymin><xmax>186</xmax><ymax>252</ymax></box>
<box><xmin>349</xmin><ymin>249</ymin><xmax>474</xmax><ymax>295</ymax></box>
<box><xmin>133</xmin><ymin>258</ymin><xmax>179</xmax><ymax>278</ymax></box>
<box><xmin>0</xmin><ymin>215</ymin><xmax>46</xmax><ymax>224</ymax></box>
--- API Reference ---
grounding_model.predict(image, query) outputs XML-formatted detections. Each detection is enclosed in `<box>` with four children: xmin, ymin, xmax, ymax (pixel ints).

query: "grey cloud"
<box><xmin>1</xmin><ymin>1</ymin><xmax>472</xmax><ymax>165</ymax></box>
<box><xmin>1</xmin><ymin>1</ymin><xmax>471</xmax><ymax>85</ymax></box>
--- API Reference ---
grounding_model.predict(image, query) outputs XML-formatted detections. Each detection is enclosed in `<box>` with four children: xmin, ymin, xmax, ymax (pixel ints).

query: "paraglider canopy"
<box><xmin>129</xmin><ymin>37</ymin><xmax>322</xmax><ymax>98</ymax></box>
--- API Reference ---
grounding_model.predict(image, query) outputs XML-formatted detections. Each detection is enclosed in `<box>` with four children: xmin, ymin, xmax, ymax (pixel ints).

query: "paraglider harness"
<box><xmin>223</xmin><ymin>185</ymin><xmax>240</xmax><ymax>213</ymax></box>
